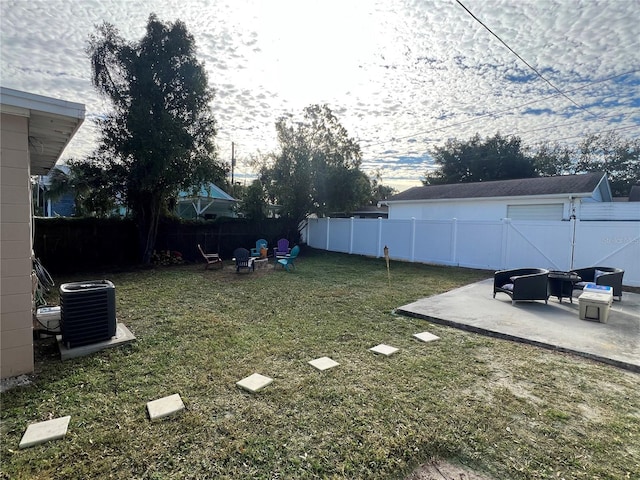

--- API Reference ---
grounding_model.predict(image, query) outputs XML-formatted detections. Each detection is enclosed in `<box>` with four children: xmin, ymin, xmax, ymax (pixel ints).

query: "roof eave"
<box><xmin>385</xmin><ymin>191</ymin><xmax>596</xmax><ymax>204</ymax></box>
<box><xmin>1</xmin><ymin>87</ymin><xmax>85</xmax><ymax>175</ymax></box>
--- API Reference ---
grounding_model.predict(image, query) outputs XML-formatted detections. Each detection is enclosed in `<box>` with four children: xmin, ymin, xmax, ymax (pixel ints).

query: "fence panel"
<box><xmin>351</xmin><ymin>219</ymin><xmax>380</xmax><ymax>256</ymax></box>
<box><xmin>456</xmin><ymin>221</ymin><xmax>504</xmax><ymax>270</ymax></box>
<box><xmin>381</xmin><ymin>220</ymin><xmax>413</xmax><ymax>260</ymax></box>
<box><xmin>327</xmin><ymin>218</ymin><xmax>351</xmax><ymax>253</ymax></box>
<box><xmin>503</xmin><ymin>221</ymin><xmax>574</xmax><ymax>271</ymax></box>
<box><xmin>413</xmin><ymin>220</ymin><xmax>455</xmax><ymax>265</ymax></box>
<box><xmin>573</xmin><ymin>221</ymin><xmax>640</xmax><ymax>286</ymax></box>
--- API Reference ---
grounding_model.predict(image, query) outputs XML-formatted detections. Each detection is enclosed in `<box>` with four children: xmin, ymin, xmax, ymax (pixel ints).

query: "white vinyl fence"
<box><xmin>305</xmin><ymin>217</ymin><xmax>640</xmax><ymax>287</ymax></box>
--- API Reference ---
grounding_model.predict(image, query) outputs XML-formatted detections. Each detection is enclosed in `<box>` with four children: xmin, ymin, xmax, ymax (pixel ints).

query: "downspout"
<box><xmin>569</xmin><ymin>196</ymin><xmax>577</xmax><ymax>270</ymax></box>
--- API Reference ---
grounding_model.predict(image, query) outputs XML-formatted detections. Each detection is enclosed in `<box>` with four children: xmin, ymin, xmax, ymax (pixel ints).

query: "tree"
<box><xmin>87</xmin><ymin>14</ymin><xmax>225</xmax><ymax>263</ymax></box>
<box><xmin>47</xmin><ymin>160</ymin><xmax>118</xmax><ymax>217</ymax></box>
<box><xmin>369</xmin><ymin>169</ymin><xmax>396</xmax><ymax>204</ymax></box>
<box><xmin>260</xmin><ymin>104</ymin><xmax>370</xmax><ymax>223</ymax></box>
<box><xmin>239</xmin><ymin>179</ymin><xmax>268</xmax><ymax>220</ymax></box>
<box><xmin>575</xmin><ymin>132</ymin><xmax>640</xmax><ymax>197</ymax></box>
<box><xmin>425</xmin><ymin>133</ymin><xmax>536</xmax><ymax>185</ymax></box>
<box><xmin>530</xmin><ymin>142</ymin><xmax>574</xmax><ymax>177</ymax></box>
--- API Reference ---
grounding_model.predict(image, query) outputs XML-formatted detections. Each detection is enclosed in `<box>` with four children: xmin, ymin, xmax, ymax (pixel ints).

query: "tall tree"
<box><xmin>424</xmin><ymin>133</ymin><xmax>536</xmax><ymax>185</ymax></box>
<box><xmin>239</xmin><ymin>179</ymin><xmax>268</xmax><ymax>220</ymax></box>
<box><xmin>87</xmin><ymin>14</ymin><xmax>225</xmax><ymax>263</ymax></box>
<box><xmin>261</xmin><ymin>104</ymin><xmax>370</xmax><ymax>223</ymax></box>
<box><xmin>575</xmin><ymin>132</ymin><xmax>640</xmax><ymax>197</ymax></box>
<box><xmin>530</xmin><ymin>142</ymin><xmax>574</xmax><ymax>177</ymax></box>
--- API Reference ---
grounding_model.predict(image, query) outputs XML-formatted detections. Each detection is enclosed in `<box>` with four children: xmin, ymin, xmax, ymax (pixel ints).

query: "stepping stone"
<box><xmin>308</xmin><ymin>356</ymin><xmax>340</xmax><ymax>371</ymax></box>
<box><xmin>236</xmin><ymin>373</ymin><xmax>273</xmax><ymax>393</ymax></box>
<box><xmin>413</xmin><ymin>331</ymin><xmax>440</xmax><ymax>343</ymax></box>
<box><xmin>147</xmin><ymin>393</ymin><xmax>185</xmax><ymax>421</ymax></box>
<box><xmin>369</xmin><ymin>344</ymin><xmax>399</xmax><ymax>356</ymax></box>
<box><xmin>19</xmin><ymin>415</ymin><xmax>71</xmax><ymax>449</ymax></box>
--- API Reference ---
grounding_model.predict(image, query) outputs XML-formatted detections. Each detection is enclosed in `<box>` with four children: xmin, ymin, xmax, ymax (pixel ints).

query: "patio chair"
<box><xmin>276</xmin><ymin>245</ymin><xmax>299</xmax><ymax>272</ymax></box>
<box><xmin>250</xmin><ymin>239</ymin><xmax>268</xmax><ymax>258</ymax></box>
<box><xmin>197</xmin><ymin>244</ymin><xmax>222</xmax><ymax>270</ymax></box>
<box><xmin>493</xmin><ymin>268</ymin><xmax>550</xmax><ymax>305</ymax></box>
<box><xmin>234</xmin><ymin>248</ymin><xmax>255</xmax><ymax>273</ymax></box>
<box><xmin>273</xmin><ymin>238</ymin><xmax>290</xmax><ymax>259</ymax></box>
<box><xmin>570</xmin><ymin>266</ymin><xmax>624</xmax><ymax>301</ymax></box>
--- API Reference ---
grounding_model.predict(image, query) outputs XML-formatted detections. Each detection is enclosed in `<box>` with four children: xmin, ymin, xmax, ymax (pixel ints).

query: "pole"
<box><xmin>231</xmin><ymin>141</ymin><xmax>235</xmax><ymax>186</ymax></box>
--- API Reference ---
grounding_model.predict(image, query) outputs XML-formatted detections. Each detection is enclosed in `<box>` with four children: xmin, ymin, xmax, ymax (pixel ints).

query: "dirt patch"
<box><xmin>406</xmin><ymin>460</ymin><xmax>493</xmax><ymax>480</ymax></box>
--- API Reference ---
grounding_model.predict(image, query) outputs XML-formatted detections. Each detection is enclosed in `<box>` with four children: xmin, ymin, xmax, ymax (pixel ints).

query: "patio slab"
<box><xmin>397</xmin><ymin>278</ymin><xmax>640</xmax><ymax>372</ymax></box>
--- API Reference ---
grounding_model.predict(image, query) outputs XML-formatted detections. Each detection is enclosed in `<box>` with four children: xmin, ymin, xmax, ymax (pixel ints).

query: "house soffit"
<box><xmin>1</xmin><ymin>87</ymin><xmax>85</xmax><ymax>175</ymax></box>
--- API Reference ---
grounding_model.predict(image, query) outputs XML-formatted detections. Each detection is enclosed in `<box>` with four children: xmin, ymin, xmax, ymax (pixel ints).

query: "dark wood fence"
<box><xmin>33</xmin><ymin>217</ymin><xmax>299</xmax><ymax>274</ymax></box>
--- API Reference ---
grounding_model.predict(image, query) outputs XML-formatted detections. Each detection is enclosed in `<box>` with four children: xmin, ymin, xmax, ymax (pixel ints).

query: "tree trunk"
<box><xmin>137</xmin><ymin>195</ymin><xmax>162</xmax><ymax>265</ymax></box>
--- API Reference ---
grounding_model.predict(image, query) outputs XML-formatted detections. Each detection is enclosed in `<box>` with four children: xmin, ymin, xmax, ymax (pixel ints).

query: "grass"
<box><xmin>1</xmin><ymin>248</ymin><xmax>639</xmax><ymax>479</ymax></box>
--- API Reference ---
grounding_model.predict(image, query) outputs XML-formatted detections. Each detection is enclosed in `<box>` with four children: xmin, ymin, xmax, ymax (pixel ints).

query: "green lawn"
<box><xmin>2</xmin><ymin>248</ymin><xmax>639</xmax><ymax>479</ymax></box>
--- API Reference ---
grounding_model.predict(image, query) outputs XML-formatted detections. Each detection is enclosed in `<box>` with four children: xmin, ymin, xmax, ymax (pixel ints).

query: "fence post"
<box><xmin>377</xmin><ymin>217</ymin><xmax>383</xmax><ymax>258</ymax></box>
<box><xmin>451</xmin><ymin>218</ymin><xmax>458</xmax><ymax>266</ymax></box>
<box><xmin>349</xmin><ymin>217</ymin><xmax>354</xmax><ymax>254</ymax></box>
<box><xmin>501</xmin><ymin>217</ymin><xmax>511</xmax><ymax>269</ymax></box>
<box><xmin>410</xmin><ymin>217</ymin><xmax>416</xmax><ymax>262</ymax></box>
<box><xmin>326</xmin><ymin>217</ymin><xmax>331</xmax><ymax>251</ymax></box>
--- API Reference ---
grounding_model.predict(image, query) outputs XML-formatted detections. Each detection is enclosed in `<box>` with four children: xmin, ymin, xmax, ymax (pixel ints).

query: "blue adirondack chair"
<box><xmin>250</xmin><ymin>239</ymin><xmax>268</xmax><ymax>257</ymax></box>
<box><xmin>277</xmin><ymin>245</ymin><xmax>299</xmax><ymax>272</ymax></box>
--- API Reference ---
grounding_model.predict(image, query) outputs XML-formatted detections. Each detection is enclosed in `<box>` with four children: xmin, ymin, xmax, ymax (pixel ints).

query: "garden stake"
<box><xmin>384</xmin><ymin>245</ymin><xmax>390</xmax><ymax>286</ymax></box>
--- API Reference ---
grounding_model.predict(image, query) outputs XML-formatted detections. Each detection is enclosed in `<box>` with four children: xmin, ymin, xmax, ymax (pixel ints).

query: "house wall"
<box><xmin>1</xmin><ymin>112</ymin><xmax>34</xmax><ymax>378</ymax></box>
<box><xmin>387</xmin><ymin>197</ymin><xmax>575</xmax><ymax>221</ymax></box>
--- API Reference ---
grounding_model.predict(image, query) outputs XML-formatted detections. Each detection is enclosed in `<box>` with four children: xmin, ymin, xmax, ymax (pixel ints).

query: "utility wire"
<box><xmin>455</xmin><ymin>0</ymin><xmax>599</xmax><ymax>119</ymax></box>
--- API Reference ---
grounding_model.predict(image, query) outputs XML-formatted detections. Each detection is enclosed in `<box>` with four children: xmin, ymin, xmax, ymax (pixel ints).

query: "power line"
<box><xmin>454</xmin><ymin>0</ymin><xmax>598</xmax><ymax>118</ymax></box>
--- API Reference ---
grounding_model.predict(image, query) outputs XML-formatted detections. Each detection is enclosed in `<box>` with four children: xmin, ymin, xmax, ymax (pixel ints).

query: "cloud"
<box><xmin>1</xmin><ymin>0</ymin><xmax>638</xmax><ymax>192</ymax></box>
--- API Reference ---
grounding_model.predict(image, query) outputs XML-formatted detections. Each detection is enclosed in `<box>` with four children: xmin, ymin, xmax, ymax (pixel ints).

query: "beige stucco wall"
<box><xmin>1</xmin><ymin>112</ymin><xmax>34</xmax><ymax>378</ymax></box>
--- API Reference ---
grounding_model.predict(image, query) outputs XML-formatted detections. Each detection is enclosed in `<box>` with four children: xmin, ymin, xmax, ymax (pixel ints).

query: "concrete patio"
<box><xmin>397</xmin><ymin>278</ymin><xmax>640</xmax><ymax>372</ymax></box>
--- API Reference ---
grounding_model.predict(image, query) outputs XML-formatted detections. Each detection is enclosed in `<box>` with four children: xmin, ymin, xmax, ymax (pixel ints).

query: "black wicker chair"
<box><xmin>571</xmin><ymin>267</ymin><xmax>624</xmax><ymax>301</ymax></box>
<box><xmin>493</xmin><ymin>268</ymin><xmax>550</xmax><ymax>305</ymax></box>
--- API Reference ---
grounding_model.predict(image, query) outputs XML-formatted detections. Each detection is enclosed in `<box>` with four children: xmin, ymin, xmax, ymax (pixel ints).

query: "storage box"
<box><xmin>578</xmin><ymin>291</ymin><xmax>613</xmax><ymax>323</ymax></box>
<box><xmin>583</xmin><ymin>283</ymin><xmax>613</xmax><ymax>300</ymax></box>
<box><xmin>35</xmin><ymin>306</ymin><xmax>61</xmax><ymax>333</ymax></box>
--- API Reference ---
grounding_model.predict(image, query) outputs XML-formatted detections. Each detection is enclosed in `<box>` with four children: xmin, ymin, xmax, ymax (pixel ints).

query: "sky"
<box><xmin>1</xmin><ymin>0</ymin><xmax>639</xmax><ymax>192</ymax></box>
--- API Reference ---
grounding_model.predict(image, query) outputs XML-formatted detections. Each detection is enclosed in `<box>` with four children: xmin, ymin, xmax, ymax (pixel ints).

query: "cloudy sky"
<box><xmin>2</xmin><ymin>0</ymin><xmax>639</xmax><ymax>191</ymax></box>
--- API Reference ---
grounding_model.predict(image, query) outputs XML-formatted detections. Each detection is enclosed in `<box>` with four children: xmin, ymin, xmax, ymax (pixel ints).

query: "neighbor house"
<box><xmin>175</xmin><ymin>183</ymin><xmax>238</xmax><ymax>220</ymax></box>
<box><xmin>1</xmin><ymin>87</ymin><xmax>84</xmax><ymax>379</ymax></box>
<box><xmin>381</xmin><ymin>172</ymin><xmax>614</xmax><ymax>221</ymax></box>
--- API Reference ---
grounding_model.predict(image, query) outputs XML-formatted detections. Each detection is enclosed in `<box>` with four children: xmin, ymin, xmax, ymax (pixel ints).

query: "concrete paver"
<box><xmin>369</xmin><ymin>344</ymin><xmax>399</xmax><ymax>356</ymax></box>
<box><xmin>308</xmin><ymin>357</ymin><xmax>340</xmax><ymax>371</ymax></box>
<box><xmin>147</xmin><ymin>393</ymin><xmax>185</xmax><ymax>421</ymax></box>
<box><xmin>236</xmin><ymin>373</ymin><xmax>273</xmax><ymax>393</ymax></box>
<box><xmin>19</xmin><ymin>416</ymin><xmax>71</xmax><ymax>449</ymax></box>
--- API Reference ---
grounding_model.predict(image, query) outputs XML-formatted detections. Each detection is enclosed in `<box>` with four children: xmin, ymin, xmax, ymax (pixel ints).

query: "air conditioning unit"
<box><xmin>60</xmin><ymin>280</ymin><xmax>116</xmax><ymax>349</ymax></box>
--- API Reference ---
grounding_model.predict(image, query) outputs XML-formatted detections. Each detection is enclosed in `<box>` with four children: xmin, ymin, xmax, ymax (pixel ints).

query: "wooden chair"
<box><xmin>234</xmin><ymin>248</ymin><xmax>255</xmax><ymax>273</ymax></box>
<box><xmin>276</xmin><ymin>245</ymin><xmax>300</xmax><ymax>272</ymax></box>
<box><xmin>273</xmin><ymin>238</ymin><xmax>290</xmax><ymax>260</ymax></box>
<box><xmin>197</xmin><ymin>244</ymin><xmax>222</xmax><ymax>270</ymax></box>
<box><xmin>250</xmin><ymin>239</ymin><xmax>268</xmax><ymax>258</ymax></box>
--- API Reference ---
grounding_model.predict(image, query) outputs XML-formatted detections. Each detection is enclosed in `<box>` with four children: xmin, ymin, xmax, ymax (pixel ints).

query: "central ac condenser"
<box><xmin>60</xmin><ymin>280</ymin><xmax>116</xmax><ymax>348</ymax></box>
